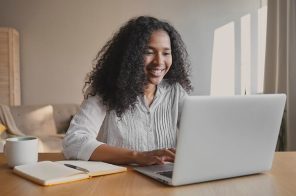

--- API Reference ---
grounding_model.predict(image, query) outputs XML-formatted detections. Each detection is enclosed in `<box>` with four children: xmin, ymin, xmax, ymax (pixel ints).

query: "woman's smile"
<box><xmin>147</xmin><ymin>67</ymin><xmax>166</xmax><ymax>77</ymax></box>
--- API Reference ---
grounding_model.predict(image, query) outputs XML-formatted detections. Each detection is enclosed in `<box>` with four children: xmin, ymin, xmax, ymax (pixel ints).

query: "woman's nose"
<box><xmin>153</xmin><ymin>53</ymin><xmax>164</xmax><ymax>65</ymax></box>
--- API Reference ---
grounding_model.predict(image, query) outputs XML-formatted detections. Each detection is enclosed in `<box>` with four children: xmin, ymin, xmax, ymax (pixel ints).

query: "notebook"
<box><xmin>134</xmin><ymin>94</ymin><xmax>286</xmax><ymax>186</ymax></box>
<box><xmin>13</xmin><ymin>160</ymin><xmax>127</xmax><ymax>186</ymax></box>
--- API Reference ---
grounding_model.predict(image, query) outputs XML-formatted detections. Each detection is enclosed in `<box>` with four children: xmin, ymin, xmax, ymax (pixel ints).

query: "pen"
<box><xmin>64</xmin><ymin>164</ymin><xmax>90</xmax><ymax>173</ymax></box>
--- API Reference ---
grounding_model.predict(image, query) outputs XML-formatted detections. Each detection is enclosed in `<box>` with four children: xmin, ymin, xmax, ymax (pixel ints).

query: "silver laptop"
<box><xmin>134</xmin><ymin>94</ymin><xmax>286</xmax><ymax>186</ymax></box>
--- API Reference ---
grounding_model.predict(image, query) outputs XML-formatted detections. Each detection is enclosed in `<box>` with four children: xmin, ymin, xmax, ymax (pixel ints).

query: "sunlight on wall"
<box><xmin>241</xmin><ymin>14</ymin><xmax>251</xmax><ymax>95</ymax></box>
<box><xmin>210</xmin><ymin>22</ymin><xmax>235</xmax><ymax>96</ymax></box>
<box><xmin>257</xmin><ymin>5</ymin><xmax>267</xmax><ymax>93</ymax></box>
<box><xmin>210</xmin><ymin>4</ymin><xmax>267</xmax><ymax>96</ymax></box>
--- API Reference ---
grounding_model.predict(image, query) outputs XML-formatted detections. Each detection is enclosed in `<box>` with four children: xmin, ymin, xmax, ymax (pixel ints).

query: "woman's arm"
<box><xmin>63</xmin><ymin>96</ymin><xmax>106</xmax><ymax>160</ymax></box>
<box><xmin>90</xmin><ymin>144</ymin><xmax>175</xmax><ymax>165</ymax></box>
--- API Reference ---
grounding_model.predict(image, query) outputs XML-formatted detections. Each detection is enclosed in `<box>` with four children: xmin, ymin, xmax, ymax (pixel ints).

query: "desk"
<box><xmin>0</xmin><ymin>152</ymin><xmax>296</xmax><ymax>196</ymax></box>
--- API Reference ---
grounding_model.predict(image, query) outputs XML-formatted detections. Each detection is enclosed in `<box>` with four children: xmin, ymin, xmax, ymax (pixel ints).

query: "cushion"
<box><xmin>10</xmin><ymin>105</ymin><xmax>57</xmax><ymax>136</ymax></box>
<box><xmin>52</xmin><ymin>104</ymin><xmax>79</xmax><ymax>134</ymax></box>
<box><xmin>0</xmin><ymin>123</ymin><xmax>7</xmax><ymax>139</ymax></box>
<box><xmin>0</xmin><ymin>123</ymin><xmax>6</xmax><ymax>133</ymax></box>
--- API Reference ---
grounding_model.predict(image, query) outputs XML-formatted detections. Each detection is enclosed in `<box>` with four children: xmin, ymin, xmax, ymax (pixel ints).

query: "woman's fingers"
<box><xmin>136</xmin><ymin>148</ymin><xmax>176</xmax><ymax>165</ymax></box>
<box><xmin>168</xmin><ymin>148</ymin><xmax>176</xmax><ymax>153</ymax></box>
<box><xmin>164</xmin><ymin>148</ymin><xmax>175</xmax><ymax>158</ymax></box>
<box><xmin>153</xmin><ymin>148</ymin><xmax>175</xmax><ymax>163</ymax></box>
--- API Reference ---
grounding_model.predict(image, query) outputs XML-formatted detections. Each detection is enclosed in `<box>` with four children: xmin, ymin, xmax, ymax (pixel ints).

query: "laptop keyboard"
<box><xmin>137</xmin><ymin>163</ymin><xmax>174</xmax><ymax>179</ymax></box>
<box><xmin>157</xmin><ymin>170</ymin><xmax>173</xmax><ymax>178</ymax></box>
<box><xmin>136</xmin><ymin>162</ymin><xmax>173</xmax><ymax>172</ymax></box>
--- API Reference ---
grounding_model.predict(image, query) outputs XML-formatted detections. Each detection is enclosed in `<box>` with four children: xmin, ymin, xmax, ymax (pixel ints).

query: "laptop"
<box><xmin>134</xmin><ymin>94</ymin><xmax>286</xmax><ymax>186</ymax></box>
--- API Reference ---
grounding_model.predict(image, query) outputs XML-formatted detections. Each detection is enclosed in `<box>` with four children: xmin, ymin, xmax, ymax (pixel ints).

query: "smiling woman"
<box><xmin>84</xmin><ymin>16</ymin><xmax>192</xmax><ymax>117</ymax></box>
<box><xmin>63</xmin><ymin>16</ymin><xmax>192</xmax><ymax>166</ymax></box>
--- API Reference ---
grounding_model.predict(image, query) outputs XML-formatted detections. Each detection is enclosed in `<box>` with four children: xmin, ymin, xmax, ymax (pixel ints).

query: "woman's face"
<box><xmin>144</xmin><ymin>30</ymin><xmax>172</xmax><ymax>86</ymax></box>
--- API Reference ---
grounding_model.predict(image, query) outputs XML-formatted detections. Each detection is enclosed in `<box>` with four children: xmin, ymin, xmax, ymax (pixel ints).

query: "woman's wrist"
<box><xmin>129</xmin><ymin>150</ymin><xmax>139</xmax><ymax>163</ymax></box>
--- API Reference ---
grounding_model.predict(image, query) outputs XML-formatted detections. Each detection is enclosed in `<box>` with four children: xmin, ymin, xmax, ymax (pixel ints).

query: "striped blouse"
<box><xmin>62</xmin><ymin>80</ymin><xmax>187</xmax><ymax>160</ymax></box>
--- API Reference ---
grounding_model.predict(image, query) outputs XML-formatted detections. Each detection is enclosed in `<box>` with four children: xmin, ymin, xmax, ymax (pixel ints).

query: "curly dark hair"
<box><xmin>84</xmin><ymin>16</ymin><xmax>192</xmax><ymax>117</ymax></box>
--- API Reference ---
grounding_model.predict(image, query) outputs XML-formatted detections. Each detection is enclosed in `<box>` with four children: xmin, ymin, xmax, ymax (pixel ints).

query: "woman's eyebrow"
<box><xmin>147</xmin><ymin>46</ymin><xmax>171</xmax><ymax>50</ymax></box>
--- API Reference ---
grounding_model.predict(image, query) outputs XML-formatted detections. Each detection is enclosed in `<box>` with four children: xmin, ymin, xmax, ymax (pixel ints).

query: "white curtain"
<box><xmin>264</xmin><ymin>0</ymin><xmax>296</xmax><ymax>150</ymax></box>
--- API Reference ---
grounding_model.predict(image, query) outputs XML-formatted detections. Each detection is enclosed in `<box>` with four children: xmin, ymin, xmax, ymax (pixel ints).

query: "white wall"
<box><xmin>0</xmin><ymin>0</ymin><xmax>261</xmax><ymax>105</ymax></box>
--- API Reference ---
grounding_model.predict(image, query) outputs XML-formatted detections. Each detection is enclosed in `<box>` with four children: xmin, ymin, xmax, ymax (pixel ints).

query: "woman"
<box><xmin>63</xmin><ymin>16</ymin><xmax>192</xmax><ymax>165</ymax></box>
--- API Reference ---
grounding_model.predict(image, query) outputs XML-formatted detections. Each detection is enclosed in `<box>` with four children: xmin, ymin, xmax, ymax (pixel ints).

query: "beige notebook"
<box><xmin>13</xmin><ymin>160</ymin><xmax>127</xmax><ymax>186</ymax></box>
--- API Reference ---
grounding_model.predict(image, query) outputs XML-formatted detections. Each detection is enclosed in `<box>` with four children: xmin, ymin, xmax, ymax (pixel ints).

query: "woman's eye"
<box><xmin>144</xmin><ymin>51</ymin><xmax>154</xmax><ymax>55</ymax></box>
<box><xmin>163</xmin><ymin>52</ymin><xmax>171</xmax><ymax>56</ymax></box>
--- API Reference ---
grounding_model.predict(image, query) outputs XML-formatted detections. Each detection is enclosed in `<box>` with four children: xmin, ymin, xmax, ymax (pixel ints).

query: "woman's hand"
<box><xmin>133</xmin><ymin>148</ymin><xmax>176</xmax><ymax>166</ymax></box>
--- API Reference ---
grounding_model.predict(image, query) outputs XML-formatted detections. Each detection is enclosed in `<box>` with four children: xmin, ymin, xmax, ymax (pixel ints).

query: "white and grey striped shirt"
<box><xmin>62</xmin><ymin>80</ymin><xmax>187</xmax><ymax>160</ymax></box>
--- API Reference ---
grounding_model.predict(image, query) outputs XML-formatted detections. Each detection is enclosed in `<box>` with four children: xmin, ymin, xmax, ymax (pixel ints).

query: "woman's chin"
<box><xmin>148</xmin><ymin>77</ymin><xmax>164</xmax><ymax>85</ymax></box>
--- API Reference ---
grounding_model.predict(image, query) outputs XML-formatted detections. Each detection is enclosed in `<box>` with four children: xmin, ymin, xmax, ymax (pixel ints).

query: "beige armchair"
<box><xmin>0</xmin><ymin>104</ymin><xmax>79</xmax><ymax>152</ymax></box>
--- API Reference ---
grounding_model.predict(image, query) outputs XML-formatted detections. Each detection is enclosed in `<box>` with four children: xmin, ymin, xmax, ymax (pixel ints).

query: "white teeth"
<box><xmin>150</xmin><ymin>69</ymin><xmax>164</xmax><ymax>76</ymax></box>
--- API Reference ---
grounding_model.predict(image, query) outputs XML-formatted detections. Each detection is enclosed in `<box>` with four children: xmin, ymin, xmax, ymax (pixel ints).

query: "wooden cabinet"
<box><xmin>0</xmin><ymin>27</ymin><xmax>21</xmax><ymax>106</ymax></box>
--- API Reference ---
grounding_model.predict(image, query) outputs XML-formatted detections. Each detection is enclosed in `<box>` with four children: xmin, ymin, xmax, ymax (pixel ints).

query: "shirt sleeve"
<box><xmin>62</xmin><ymin>96</ymin><xmax>107</xmax><ymax>160</ymax></box>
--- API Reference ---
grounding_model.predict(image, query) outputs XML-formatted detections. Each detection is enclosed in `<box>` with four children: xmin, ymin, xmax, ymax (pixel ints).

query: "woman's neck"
<box><xmin>144</xmin><ymin>84</ymin><xmax>157</xmax><ymax>107</ymax></box>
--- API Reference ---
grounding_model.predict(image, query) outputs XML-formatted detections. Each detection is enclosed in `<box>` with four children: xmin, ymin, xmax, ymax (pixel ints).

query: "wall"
<box><xmin>0</xmin><ymin>0</ymin><xmax>261</xmax><ymax>105</ymax></box>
